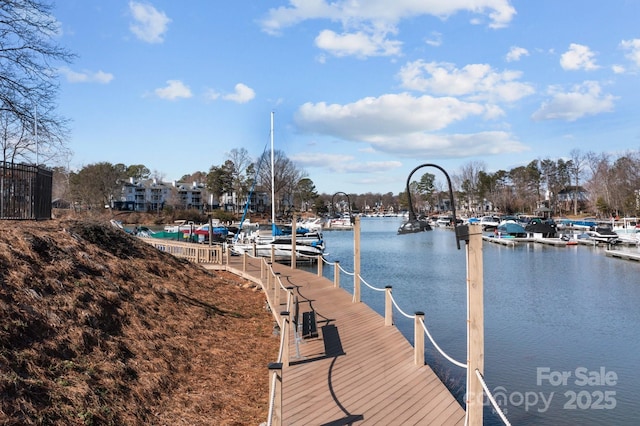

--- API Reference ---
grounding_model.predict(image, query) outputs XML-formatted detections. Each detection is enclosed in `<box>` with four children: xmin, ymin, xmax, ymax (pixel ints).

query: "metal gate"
<box><xmin>0</xmin><ymin>162</ymin><xmax>52</xmax><ymax>220</ymax></box>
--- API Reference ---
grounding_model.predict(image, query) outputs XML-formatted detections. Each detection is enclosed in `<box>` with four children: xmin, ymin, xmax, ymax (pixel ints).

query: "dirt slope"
<box><xmin>0</xmin><ymin>219</ymin><xmax>279</xmax><ymax>425</ymax></box>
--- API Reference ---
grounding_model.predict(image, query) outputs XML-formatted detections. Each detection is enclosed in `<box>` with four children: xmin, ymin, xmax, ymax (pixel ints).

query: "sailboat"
<box><xmin>229</xmin><ymin>112</ymin><xmax>325</xmax><ymax>261</ymax></box>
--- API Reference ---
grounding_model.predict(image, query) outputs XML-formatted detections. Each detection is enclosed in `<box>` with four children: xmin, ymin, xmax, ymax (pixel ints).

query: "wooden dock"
<box><xmin>206</xmin><ymin>256</ymin><xmax>466</xmax><ymax>425</ymax></box>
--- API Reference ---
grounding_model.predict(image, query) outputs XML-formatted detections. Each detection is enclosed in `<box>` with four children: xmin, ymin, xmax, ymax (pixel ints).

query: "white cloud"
<box><xmin>397</xmin><ymin>60</ymin><xmax>535</xmax><ymax>103</ymax></box>
<box><xmin>375</xmin><ymin>131</ymin><xmax>528</xmax><ymax>158</ymax></box>
<box><xmin>260</xmin><ymin>1</ymin><xmax>515</xmax><ymax>57</ymax></box>
<box><xmin>154</xmin><ymin>80</ymin><xmax>192</xmax><ymax>100</ymax></box>
<box><xmin>58</xmin><ymin>67</ymin><xmax>114</xmax><ymax>84</ymax></box>
<box><xmin>612</xmin><ymin>64</ymin><xmax>626</xmax><ymax>74</ymax></box>
<box><xmin>206</xmin><ymin>83</ymin><xmax>256</xmax><ymax>103</ymax></box>
<box><xmin>261</xmin><ymin>0</ymin><xmax>516</xmax><ymax>34</ymax></box>
<box><xmin>222</xmin><ymin>83</ymin><xmax>256</xmax><ymax>103</ymax></box>
<box><xmin>293</xmin><ymin>93</ymin><xmax>528</xmax><ymax>158</ymax></box>
<box><xmin>425</xmin><ymin>31</ymin><xmax>442</xmax><ymax>47</ymax></box>
<box><xmin>129</xmin><ymin>1</ymin><xmax>171</xmax><ymax>44</ymax></box>
<box><xmin>532</xmin><ymin>81</ymin><xmax>616</xmax><ymax>122</ymax></box>
<box><xmin>315</xmin><ymin>29</ymin><xmax>401</xmax><ymax>58</ymax></box>
<box><xmin>296</xmin><ymin>93</ymin><xmax>485</xmax><ymax>137</ymax></box>
<box><xmin>560</xmin><ymin>43</ymin><xmax>599</xmax><ymax>71</ymax></box>
<box><xmin>291</xmin><ymin>152</ymin><xmax>402</xmax><ymax>173</ymax></box>
<box><xmin>506</xmin><ymin>46</ymin><xmax>529</xmax><ymax>62</ymax></box>
<box><xmin>620</xmin><ymin>38</ymin><xmax>640</xmax><ymax>67</ymax></box>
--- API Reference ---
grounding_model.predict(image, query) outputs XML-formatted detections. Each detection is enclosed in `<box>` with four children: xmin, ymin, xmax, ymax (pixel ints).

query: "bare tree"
<box><xmin>0</xmin><ymin>0</ymin><xmax>75</xmax><ymax>164</ymax></box>
<box><xmin>457</xmin><ymin>160</ymin><xmax>486</xmax><ymax>214</ymax></box>
<box><xmin>257</xmin><ymin>149</ymin><xmax>306</xmax><ymax>216</ymax></box>
<box><xmin>569</xmin><ymin>149</ymin><xmax>586</xmax><ymax>215</ymax></box>
<box><xmin>226</xmin><ymin>148</ymin><xmax>253</xmax><ymax>212</ymax></box>
<box><xmin>584</xmin><ymin>151</ymin><xmax>610</xmax><ymax>214</ymax></box>
<box><xmin>69</xmin><ymin>162</ymin><xmax>127</xmax><ymax>210</ymax></box>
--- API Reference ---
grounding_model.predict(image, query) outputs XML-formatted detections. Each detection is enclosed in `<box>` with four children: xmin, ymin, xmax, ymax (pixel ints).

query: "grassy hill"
<box><xmin>0</xmin><ymin>219</ymin><xmax>278</xmax><ymax>425</ymax></box>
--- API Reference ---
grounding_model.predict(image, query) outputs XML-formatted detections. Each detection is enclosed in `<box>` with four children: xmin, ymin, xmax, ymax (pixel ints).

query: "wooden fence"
<box><xmin>140</xmin><ymin>239</ymin><xmax>225</xmax><ymax>264</ymax></box>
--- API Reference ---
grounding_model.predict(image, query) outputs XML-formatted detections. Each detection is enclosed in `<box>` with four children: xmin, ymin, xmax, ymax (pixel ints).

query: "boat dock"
<box><xmin>482</xmin><ymin>235</ymin><xmax>568</xmax><ymax>247</ymax></box>
<box><xmin>208</xmin><ymin>255</ymin><xmax>466</xmax><ymax>425</ymax></box>
<box><xmin>605</xmin><ymin>250</ymin><xmax>640</xmax><ymax>261</ymax></box>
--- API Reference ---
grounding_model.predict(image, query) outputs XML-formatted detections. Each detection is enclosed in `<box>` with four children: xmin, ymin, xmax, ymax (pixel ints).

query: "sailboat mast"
<box><xmin>270</xmin><ymin>112</ymin><xmax>276</xmax><ymax>230</ymax></box>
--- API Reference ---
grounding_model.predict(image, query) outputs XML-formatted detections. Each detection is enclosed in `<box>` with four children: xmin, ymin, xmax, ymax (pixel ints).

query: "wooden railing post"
<box><xmin>261</xmin><ymin>258</ymin><xmax>266</xmax><ymax>280</ymax></box>
<box><xmin>286</xmin><ymin>286</ymin><xmax>295</xmax><ymax>314</ymax></box>
<box><xmin>267</xmin><ymin>263</ymin><xmax>273</xmax><ymax>292</ymax></box>
<box><xmin>268</xmin><ymin>362</ymin><xmax>283</xmax><ymax>426</ymax></box>
<box><xmin>271</xmin><ymin>244</ymin><xmax>275</xmax><ymax>263</ymax></box>
<box><xmin>317</xmin><ymin>255</ymin><xmax>323</xmax><ymax>277</ymax></box>
<box><xmin>385</xmin><ymin>286</ymin><xmax>393</xmax><ymax>326</ymax></box>
<box><xmin>466</xmin><ymin>223</ymin><xmax>485</xmax><ymax>426</ymax></box>
<box><xmin>280</xmin><ymin>311</ymin><xmax>290</xmax><ymax>367</ymax></box>
<box><xmin>243</xmin><ymin>251</ymin><xmax>247</xmax><ymax>271</ymax></box>
<box><xmin>334</xmin><ymin>260</ymin><xmax>340</xmax><ymax>288</ymax></box>
<box><xmin>274</xmin><ymin>272</ymin><xmax>281</xmax><ymax>308</ymax></box>
<box><xmin>291</xmin><ymin>213</ymin><xmax>297</xmax><ymax>270</ymax></box>
<box><xmin>353</xmin><ymin>216</ymin><xmax>361</xmax><ymax>303</ymax></box>
<box><xmin>252</xmin><ymin>241</ymin><xmax>257</xmax><ymax>257</ymax></box>
<box><xmin>414</xmin><ymin>312</ymin><xmax>425</xmax><ymax>366</ymax></box>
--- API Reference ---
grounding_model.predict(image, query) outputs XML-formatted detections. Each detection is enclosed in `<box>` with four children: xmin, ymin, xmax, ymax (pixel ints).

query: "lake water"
<box><xmin>301</xmin><ymin>216</ymin><xmax>640</xmax><ymax>425</ymax></box>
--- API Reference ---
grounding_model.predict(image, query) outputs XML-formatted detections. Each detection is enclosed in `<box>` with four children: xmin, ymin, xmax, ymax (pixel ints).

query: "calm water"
<box><xmin>302</xmin><ymin>216</ymin><xmax>640</xmax><ymax>425</ymax></box>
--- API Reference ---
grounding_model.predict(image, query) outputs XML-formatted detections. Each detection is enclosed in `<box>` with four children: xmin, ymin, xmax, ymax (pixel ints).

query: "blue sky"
<box><xmin>54</xmin><ymin>1</ymin><xmax>640</xmax><ymax>194</ymax></box>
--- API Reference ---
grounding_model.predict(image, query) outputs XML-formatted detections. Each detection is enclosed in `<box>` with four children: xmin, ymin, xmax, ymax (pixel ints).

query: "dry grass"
<box><xmin>0</xmin><ymin>219</ymin><xmax>279</xmax><ymax>425</ymax></box>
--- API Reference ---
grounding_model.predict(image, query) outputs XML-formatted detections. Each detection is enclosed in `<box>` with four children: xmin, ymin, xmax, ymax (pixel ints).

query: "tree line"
<box><xmin>403</xmin><ymin>149</ymin><xmax>640</xmax><ymax>218</ymax></box>
<box><xmin>54</xmin><ymin>146</ymin><xmax>640</xmax><ymax>220</ymax></box>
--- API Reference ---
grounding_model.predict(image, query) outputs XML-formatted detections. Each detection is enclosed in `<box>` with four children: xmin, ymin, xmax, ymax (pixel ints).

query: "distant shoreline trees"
<box><xmin>58</xmin><ymin>148</ymin><xmax>640</xmax><ymax>219</ymax></box>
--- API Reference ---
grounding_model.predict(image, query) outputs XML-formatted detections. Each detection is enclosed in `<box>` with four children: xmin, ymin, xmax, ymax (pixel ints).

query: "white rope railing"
<box><xmin>276</xmin><ymin>274</ymin><xmax>287</xmax><ymax>291</ymax></box>
<box><xmin>388</xmin><ymin>293</ymin><xmax>415</xmax><ymax>319</ymax></box>
<box><xmin>358</xmin><ymin>274</ymin><xmax>385</xmax><ymax>292</ymax></box>
<box><xmin>419</xmin><ymin>317</ymin><xmax>467</xmax><ymax>369</ymax></box>
<box><xmin>337</xmin><ymin>262</ymin><xmax>355</xmax><ymax>276</ymax></box>
<box><xmin>475</xmin><ymin>369</ymin><xmax>511</xmax><ymax>425</ymax></box>
<box><xmin>320</xmin><ymin>256</ymin><xmax>337</xmax><ymax>267</ymax></box>
<box><xmin>266</xmin><ymin>369</ymin><xmax>278</xmax><ymax>426</ymax></box>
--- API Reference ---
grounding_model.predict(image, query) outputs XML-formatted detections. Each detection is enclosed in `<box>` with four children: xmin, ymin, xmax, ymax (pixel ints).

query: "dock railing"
<box><xmin>312</xmin><ymin>246</ymin><xmax>511</xmax><ymax>426</ymax></box>
<box><xmin>139</xmin><ymin>238</ymin><xmax>225</xmax><ymax>264</ymax></box>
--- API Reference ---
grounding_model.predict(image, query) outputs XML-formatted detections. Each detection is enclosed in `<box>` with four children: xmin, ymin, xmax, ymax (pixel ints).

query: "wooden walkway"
<box><xmin>207</xmin><ymin>256</ymin><xmax>466</xmax><ymax>425</ymax></box>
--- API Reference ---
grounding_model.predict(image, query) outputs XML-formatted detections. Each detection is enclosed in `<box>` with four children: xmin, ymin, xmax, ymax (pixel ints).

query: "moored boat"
<box><xmin>327</xmin><ymin>213</ymin><xmax>353</xmax><ymax>230</ymax></box>
<box><xmin>398</xmin><ymin>218</ymin><xmax>432</xmax><ymax>234</ymax></box>
<box><xmin>585</xmin><ymin>226</ymin><xmax>620</xmax><ymax>244</ymax></box>
<box><xmin>496</xmin><ymin>220</ymin><xmax>527</xmax><ymax>238</ymax></box>
<box><xmin>524</xmin><ymin>217</ymin><xmax>557</xmax><ymax>238</ymax></box>
<box><xmin>479</xmin><ymin>215</ymin><xmax>501</xmax><ymax>231</ymax></box>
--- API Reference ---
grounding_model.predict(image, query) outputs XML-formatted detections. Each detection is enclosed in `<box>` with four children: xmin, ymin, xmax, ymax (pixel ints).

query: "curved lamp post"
<box><xmin>406</xmin><ymin>163</ymin><xmax>484</xmax><ymax>425</ymax></box>
<box><xmin>405</xmin><ymin>163</ymin><xmax>468</xmax><ymax>249</ymax></box>
<box><xmin>331</xmin><ymin>191</ymin><xmax>352</xmax><ymax>223</ymax></box>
